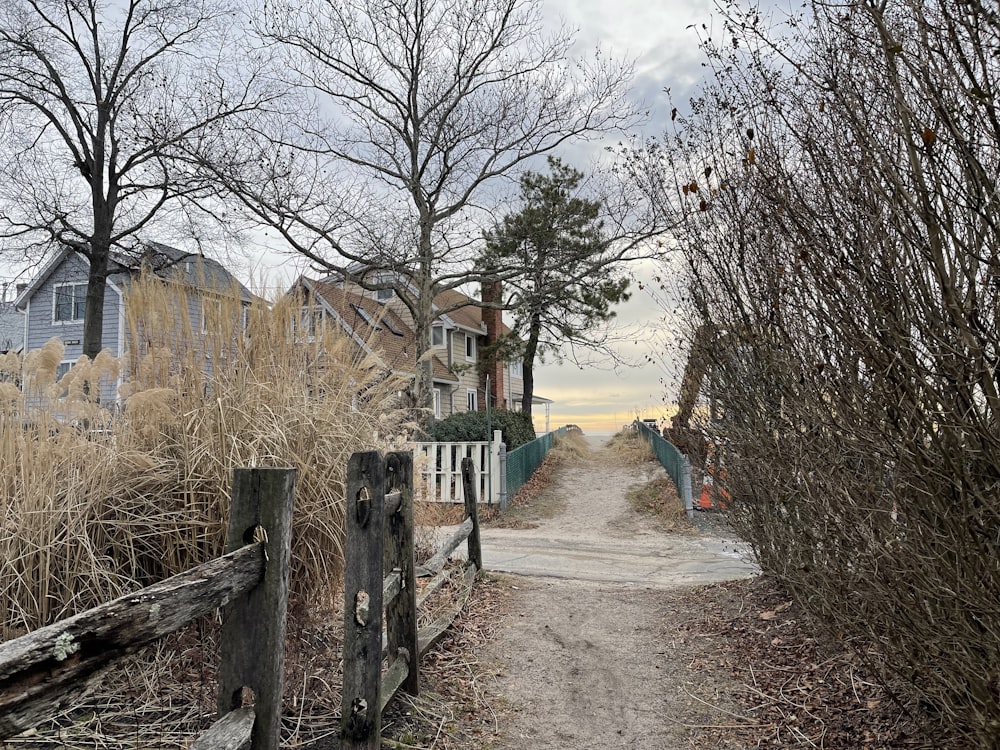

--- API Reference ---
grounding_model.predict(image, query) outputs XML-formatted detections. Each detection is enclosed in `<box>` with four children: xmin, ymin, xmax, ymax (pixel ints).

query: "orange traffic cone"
<box><xmin>699</xmin><ymin>472</ymin><xmax>714</xmax><ymax>510</ymax></box>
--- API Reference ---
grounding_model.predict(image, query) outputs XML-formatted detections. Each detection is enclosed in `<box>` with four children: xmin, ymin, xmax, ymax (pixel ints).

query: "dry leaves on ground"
<box><xmin>677</xmin><ymin>576</ymin><xmax>950</xmax><ymax>749</ymax></box>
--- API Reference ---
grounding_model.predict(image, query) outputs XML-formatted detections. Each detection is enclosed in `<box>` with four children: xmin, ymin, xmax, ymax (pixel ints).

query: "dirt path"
<box><xmin>480</xmin><ymin>435</ymin><xmax>758</xmax><ymax>749</ymax></box>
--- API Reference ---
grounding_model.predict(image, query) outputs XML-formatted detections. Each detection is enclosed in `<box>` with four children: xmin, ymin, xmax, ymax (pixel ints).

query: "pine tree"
<box><xmin>483</xmin><ymin>158</ymin><xmax>629</xmax><ymax>417</ymax></box>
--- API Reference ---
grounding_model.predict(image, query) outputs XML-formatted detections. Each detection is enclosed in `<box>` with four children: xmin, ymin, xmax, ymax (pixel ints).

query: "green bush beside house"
<box><xmin>426</xmin><ymin>409</ymin><xmax>535</xmax><ymax>449</ymax></box>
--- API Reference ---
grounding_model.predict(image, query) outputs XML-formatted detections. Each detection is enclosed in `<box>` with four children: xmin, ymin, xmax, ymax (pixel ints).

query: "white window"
<box><xmin>374</xmin><ymin>272</ymin><xmax>394</xmax><ymax>301</ymax></box>
<box><xmin>56</xmin><ymin>361</ymin><xmax>73</xmax><ymax>381</ymax></box>
<box><xmin>509</xmin><ymin>360</ymin><xmax>522</xmax><ymax>378</ymax></box>
<box><xmin>467</xmin><ymin>389</ymin><xmax>477</xmax><ymax>411</ymax></box>
<box><xmin>465</xmin><ymin>334</ymin><xmax>476</xmax><ymax>361</ymax></box>
<box><xmin>431</xmin><ymin>325</ymin><xmax>444</xmax><ymax>347</ymax></box>
<box><xmin>433</xmin><ymin>388</ymin><xmax>442</xmax><ymax>418</ymax></box>
<box><xmin>53</xmin><ymin>283</ymin><xmax>87</xmax><ymax>322</ymax></box>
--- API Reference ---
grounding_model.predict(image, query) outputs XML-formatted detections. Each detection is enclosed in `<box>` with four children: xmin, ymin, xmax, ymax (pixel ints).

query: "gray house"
<box><xmin>0</xmin><ymin>301</ymin><xmax>24</xmax><ymax>354</ymax></box>
<box><xmin>14</xmin><ymin>242</ymin><xmax>251</xmax><ymax>403</ymax></box>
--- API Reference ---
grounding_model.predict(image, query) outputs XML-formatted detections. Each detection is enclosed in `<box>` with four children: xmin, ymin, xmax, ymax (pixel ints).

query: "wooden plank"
<box><xmin>461</xmin><ymin>457</ymin><xmax>483</xmax><ymax>570</ymax></box>
<box><xmin>383</xmin><ymin>570</ymin><xmax>402</xmax><ymax>605</ymax></box>
<box><xmin>341</xmin><ymin>451</ymin><xmax>385</xmax><ymax>750</ymax></box>
<box><xmin>416</xmin><ymin>564</ymin><xmax>477</xmax><ymax>657</ymax></box>
<box><xmin>384</xmin><ymin>451</ymin><xmax>419</xmax><ymax>697</ymax></box>
<box><xmin>216</xmin><ymin>468</ymin><xmax>296</xmax><ymax>750</ymax></box>
<box><xmin>425</xmin><ymin>446</ymin><xmax>438</xmax><ymax>502</ymax></box>
<box><xmin>440</xmin><ymin>444</ymin><xmax>452</xmax><ymax>503</ymax></box>
<box><xmin>378</xmin><ymin>651</ymin><xmax>411</xmax><ymax>714</ymax></box>
<box><xmin>0</xmin><ymin>543</ymin><xmax>264</xmax><ymax>739</ymax></box>
<box><xmin>415</xmin><ymin>567</ymin><xmax>455</xmax><ymax>609</ymax></box>
<box><xmin>414</xmin><ymin>517</ymin><xmax>473</xmax><ymax>577</ymax></box>
<box><xmin>385</xmin><ymin>490</ymin><xmax>402</xmax><ymax>516</ymax></box>
<box><xmin>191</xmin><ymin>707</ymin><xmax>255</xmax><ymax>750</ymax></box>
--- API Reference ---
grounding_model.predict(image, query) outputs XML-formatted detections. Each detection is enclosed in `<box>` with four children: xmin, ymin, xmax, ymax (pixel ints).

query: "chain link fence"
<box><xmin>635</xmin><ymin>421</ymin><xmax>694</xmax><ymax>518</ymax></box>
<box><xmin>503</xmin><ymin>426</ymin><xmax>569</xmax><ymax>506</ymax></box>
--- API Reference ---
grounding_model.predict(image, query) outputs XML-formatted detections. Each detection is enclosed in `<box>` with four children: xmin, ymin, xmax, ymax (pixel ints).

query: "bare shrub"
<box><xmin>633</xmin><ymin>0</ymin><xmax>1000</xmax><ymax>744</ymax></box>
<box><xmin>0</xmin><ymin>274</ymin><xmax>410</xmax><ymax>636</ymax></box>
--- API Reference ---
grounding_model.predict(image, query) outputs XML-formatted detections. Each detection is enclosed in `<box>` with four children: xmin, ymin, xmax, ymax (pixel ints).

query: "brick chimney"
<box><xmin>481</xmin><ymin>275</ymin><xmax>504</xmax><ymax>408</ymax></box>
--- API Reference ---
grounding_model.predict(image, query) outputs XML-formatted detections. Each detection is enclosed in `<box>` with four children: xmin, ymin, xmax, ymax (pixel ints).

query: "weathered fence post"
<box><xmin>461</xmin><ymin>457</ymin><xmax>483</xmax><ymax>570</ymax></box>
<box><xmin>341</xmin><ymin>452</ymin><xmax>386</xmax><ymax>749</ymax></box>
<box><xmin>216</xmin><ymin>467</ymin><xmax>296</xmax><ymax>750</ymax></box>
<box><xmin>384</xmin><ymin>451</ymin><xmax>419</xmax><ymax>697</ymax></box>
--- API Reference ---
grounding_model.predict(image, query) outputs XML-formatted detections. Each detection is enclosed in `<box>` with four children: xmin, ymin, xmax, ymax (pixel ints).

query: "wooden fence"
<box><xmin>0</xmin><ymin>467</ymin><xmax>296</xmax><ymax>750</ymax></box>
<box><xmin>0</xmin><ymin>454</ymin><xmax>483</xmax><ymax>750</ymax></box>
<box><xmin>341</xmin><ymin>452</ymin><xmax>482</xmax><ymax>749</ymax></box>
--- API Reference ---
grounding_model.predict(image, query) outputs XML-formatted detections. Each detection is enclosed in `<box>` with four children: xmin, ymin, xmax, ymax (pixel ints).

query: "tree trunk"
<box><xmin>81</xmin><ymin>246</ymin><xmax>110</xmax><ymax>361</ymax></box>
<box><xmin>83</xmin><ymin>99</ymin><xmax>112</xmax><ymax>363</ymax></box>
<box><xmin>413</xmin><ymin>219</ymin><xmax>436</xmax><ymax>428</ymax></box>
<box><xmin>520</xmin><ymin>315</ymin><xmax>541</xmax><ymax>419</ymax></box>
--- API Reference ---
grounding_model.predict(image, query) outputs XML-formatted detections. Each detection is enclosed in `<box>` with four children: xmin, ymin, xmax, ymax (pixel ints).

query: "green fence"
<box><xmin>503</xmin><ymin>426</ymin><xmax>568</xmax><ymax>507</ymax></box>
<box><xmin>635</xmin><ymin>421</ymin><xmax>694</xmax><ymax>518</ymax></box>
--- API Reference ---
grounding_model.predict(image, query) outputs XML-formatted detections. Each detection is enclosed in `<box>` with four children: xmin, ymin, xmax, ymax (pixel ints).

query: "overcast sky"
<box><xmin>529</xmin><ymin>0</ymin><xmax>716</xmax><ymax>435</ymax></box>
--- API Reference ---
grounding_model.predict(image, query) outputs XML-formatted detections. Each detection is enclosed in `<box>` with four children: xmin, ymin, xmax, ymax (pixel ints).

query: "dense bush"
<box><xmin>635</xmin><ymin>0</ymin><xmax>1000</xmax><ymax>745</ymax></box>
<box><xmin>426</xmin><ymin>408</ymin><xmax>535</xmax><ymax>449</ymax></box>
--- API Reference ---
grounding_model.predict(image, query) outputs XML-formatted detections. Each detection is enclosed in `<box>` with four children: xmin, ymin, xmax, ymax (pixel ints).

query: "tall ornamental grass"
<box><xmin>0</xmin><ymin>273</ymin><xmax>410</xmax><ymax>637</ymax></box>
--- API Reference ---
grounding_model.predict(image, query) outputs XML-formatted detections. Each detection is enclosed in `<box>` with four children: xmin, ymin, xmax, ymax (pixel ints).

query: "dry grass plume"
<box><xmin>0</xmin><ymin>273</ymin><xmax>411</xmax><ymax>636</ymax></box>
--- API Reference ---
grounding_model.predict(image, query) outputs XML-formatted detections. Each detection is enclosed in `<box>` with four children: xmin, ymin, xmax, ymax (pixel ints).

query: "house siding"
<box><xmin>26</xmin><ymin>253</ymin><xmax>121</xmax><ymax>359</ymax></box>
<box><xmin>22</xmin><ymin>248</ymin><xmax>249</xmax><ymax>407</ymax></box>
<box><xmin>451</xmin><ymin>331</ymin><xmax>482</xmax><ymax>410</ymax></box>
<box><xmin>23</xmin><ymin>254</ymin><xmax>121</xmax><ymax>404</ymax></box>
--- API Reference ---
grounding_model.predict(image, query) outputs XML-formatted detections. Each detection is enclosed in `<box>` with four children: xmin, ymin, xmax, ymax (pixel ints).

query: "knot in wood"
<box><xmin>351</xmin><ymin>697</ymin><xmax>368</xmax><ymax>719</ymax></box>
<box><xmin>354</xmin><ymin>590</ymin><xmax>370</xmax><ymax>627</ymax></box>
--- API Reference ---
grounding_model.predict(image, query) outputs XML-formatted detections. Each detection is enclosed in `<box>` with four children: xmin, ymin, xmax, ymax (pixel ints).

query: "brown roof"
<box><xmin>434</xmin><ymin>287</ymin><xmax>512</xmax><ymax>336</ymax></box>
<box><xmin>307</xmin><ymin>279</ymin><xmax>459</xmax><ymax>384</ymax></box>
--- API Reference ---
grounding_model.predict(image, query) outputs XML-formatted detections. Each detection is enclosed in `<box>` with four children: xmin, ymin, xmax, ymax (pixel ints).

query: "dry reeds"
<box><xmin>607</xmin><ymin>428</ymin><xmax>655</xmax><ymax>465</ymax></box>
<box><xmin>549</xmin><ymin>429</ymin><xmax>589</xmax><ymax>459</ymax></box>
<box><xmin>0</xmin><ymin>273</ymin><xmax>410</xmax><ymax>637</ymax></box>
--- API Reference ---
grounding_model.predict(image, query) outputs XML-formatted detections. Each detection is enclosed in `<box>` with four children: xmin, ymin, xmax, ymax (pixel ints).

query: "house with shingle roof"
<box><xmin>14</xmin><ymin>242</ymin><xmax>253</xmax><ymax>403</ymax></box>
<box><xmin>293</xmin><ymin>273</ymin><xmax>527</xmax><ymax>418</ymax></box>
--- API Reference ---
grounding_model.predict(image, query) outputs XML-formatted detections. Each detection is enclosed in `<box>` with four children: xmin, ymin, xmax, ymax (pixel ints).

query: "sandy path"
<box><xmin>481</xmin><ymin>435</ymin><xmax>757</xmax><ymax>749</ymax></box>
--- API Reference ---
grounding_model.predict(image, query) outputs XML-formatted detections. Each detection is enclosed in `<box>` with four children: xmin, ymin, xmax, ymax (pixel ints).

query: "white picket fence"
<box><xmin>411</xmin><ymin>430</ymin><xmax>502</xmax><ymax>505</ymax></box>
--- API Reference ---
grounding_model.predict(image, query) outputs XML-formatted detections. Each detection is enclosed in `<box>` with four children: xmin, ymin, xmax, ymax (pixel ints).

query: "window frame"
<box><xmin>53</xmin><ymin>283</ymin><xmax>88</xmax><ymax>323</ymax></box>
<box><xmin>294</xmin><ymin>305</ymin><xmax>326</xmax><ymax>339</ymax></box>
<box><xmin>466</xmin><ymin>388</ymin><xmax>477</xmax><ymax>411</ymax></box>
<box><xmin>433</xmin><ymin>387</ymin><xmax>442</xmax><ymax>418</ymax></box>
<box><xmin>431</xmin><ymin>325</ymin><xmax>445</xmax><ymax>347</ymax></box>
<box><xmin>465</xmin><ymin>333</ymin><xmax>476</xmax><ymax>361</ymax></box>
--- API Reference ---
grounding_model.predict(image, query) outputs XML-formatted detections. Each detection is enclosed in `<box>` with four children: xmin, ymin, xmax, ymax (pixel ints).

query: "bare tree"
<box><xmin>0</xmin><ymin>0</ymin><xmax>282</xmax><ymax>359</ymax></box>
<box><xmin>218</xmin><ymin>0</ymin><xmax>640</xmax><ymax>416</ymax></box>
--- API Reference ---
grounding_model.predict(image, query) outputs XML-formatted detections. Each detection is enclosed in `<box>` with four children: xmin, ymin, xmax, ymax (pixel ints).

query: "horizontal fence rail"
<box><xmin>0</xmin><ymin>467</ymin><xmax>296</xmax><ymax>750</ymax></box>
<box><xmin>504</xmin><ymin>426</ymin><xmax>568</xmax><ymax>502</ymax></box>
<box><xmin>635</xmin><ymin>421</ymin><xmax>694</xmax><ymax>518</ymax></box>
